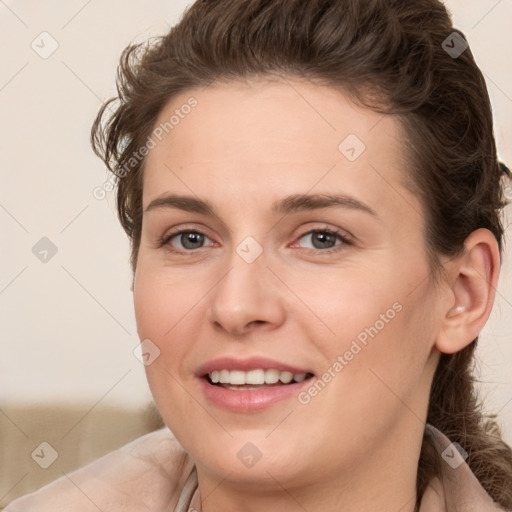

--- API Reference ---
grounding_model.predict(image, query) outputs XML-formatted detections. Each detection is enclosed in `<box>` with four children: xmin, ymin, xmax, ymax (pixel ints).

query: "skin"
<box><xmin>5</xmin><ymin>78</ymin><xmax>499</xmax><ymax>512</ymax></box>
<box><xmin>132</xmin><ymin>78</ymin><xmax>499</xmax><ymax>512</ymax></box>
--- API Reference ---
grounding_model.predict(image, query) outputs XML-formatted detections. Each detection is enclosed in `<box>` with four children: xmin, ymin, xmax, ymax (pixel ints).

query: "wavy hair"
<box><xmin>91</xmin><ymin>0</ymin><xmax>512</xmax><ymax>509</ymax></box>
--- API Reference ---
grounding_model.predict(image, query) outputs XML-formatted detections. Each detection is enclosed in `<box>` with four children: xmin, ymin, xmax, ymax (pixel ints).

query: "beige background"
<box><xmin>1</xmin><ymin>0</ymin><xmax>511</xmax><ymax>505</ymax></box>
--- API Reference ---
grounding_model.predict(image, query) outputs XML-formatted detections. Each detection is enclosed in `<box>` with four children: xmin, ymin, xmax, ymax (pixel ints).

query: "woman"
<box><xmin>6</xmin><ymin>0</ymin><xmax>512</xmax><ymax>510</ymax></box>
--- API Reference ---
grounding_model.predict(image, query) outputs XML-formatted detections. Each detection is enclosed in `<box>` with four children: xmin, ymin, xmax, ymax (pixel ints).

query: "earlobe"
<box><xmin>446</xmin><ymin>305</ymin><xmax>465</xmax><ymax>318</ymax></box>
<box><xmin>434</xmin><ymin>228</ymin><xmax>500</xmax><ymax>355</ymax></box>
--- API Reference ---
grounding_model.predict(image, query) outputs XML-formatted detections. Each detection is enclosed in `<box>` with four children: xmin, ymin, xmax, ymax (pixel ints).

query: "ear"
<box><xmin>434</xmin><ymin>228</ymin><xmax>501</xmax><ymax>354</ymax></box>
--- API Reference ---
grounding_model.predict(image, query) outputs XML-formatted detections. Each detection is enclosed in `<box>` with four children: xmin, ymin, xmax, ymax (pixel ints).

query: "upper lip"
<box><xmin>196</xmin><ymin>357</ymin><xmax>313</xmax><ymax>377</ymax></box>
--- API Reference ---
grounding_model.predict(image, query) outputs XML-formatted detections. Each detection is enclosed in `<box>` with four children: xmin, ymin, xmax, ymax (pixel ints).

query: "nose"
<box><xmin>206</xmin><ymin>249</ymin><xmax>286</xmax><ymax>337</ymax></box>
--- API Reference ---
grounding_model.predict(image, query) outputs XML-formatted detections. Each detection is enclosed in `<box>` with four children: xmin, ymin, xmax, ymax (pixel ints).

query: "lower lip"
<box><xmin>199</xmin><ymin>377</ymin><xmax>313</xmax><ymax>412</ymax></box>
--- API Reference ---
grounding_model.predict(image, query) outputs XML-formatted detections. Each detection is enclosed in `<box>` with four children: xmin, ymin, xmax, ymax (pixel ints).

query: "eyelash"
<box><xmin>158</xmin><ymin>226</ymin><xmax>352</xmax><ymax>255</ymax></box>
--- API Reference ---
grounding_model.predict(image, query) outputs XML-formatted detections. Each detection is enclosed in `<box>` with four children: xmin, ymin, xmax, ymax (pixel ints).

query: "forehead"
<box><xmin>142</xmin><ymin>78</ymin><xmax>412</xmax><ymax>214</ymax></box>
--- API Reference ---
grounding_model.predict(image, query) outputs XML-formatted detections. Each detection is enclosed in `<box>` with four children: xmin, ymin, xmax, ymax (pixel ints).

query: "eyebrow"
<box><xmin>144</xmin><ymin>192</ymin><xmax>378</xmax><ymax>217</ymax></box>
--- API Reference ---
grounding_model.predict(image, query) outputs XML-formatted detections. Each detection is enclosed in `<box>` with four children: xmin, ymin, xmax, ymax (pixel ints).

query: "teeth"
<box><xmin>208</xmin><ymin>369</ymin><xmax>310</xmax><ymax>386</ymax></box>
<box><xmin>280</xmin><ymin>371</ymin><xmax>293</xmax><ymax>384</ymax></box>
<box><xmin>246</xmin><ymin>369</ymin><xmax>265</xmax><ymax>384</ymax></box>
<box><xmin>230</xmin><ymin>370</ymin><xmax>246</xmax><ymax>385</ymax></box>
<box><xmin>265</xmin><ymin>369</ymin><xmax>280</xmax><ymax>384</ymax></box>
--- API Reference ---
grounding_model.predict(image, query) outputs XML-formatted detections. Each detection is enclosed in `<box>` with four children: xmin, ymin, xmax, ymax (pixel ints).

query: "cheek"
<box><xmin>133</xmin><ymin>263</ymin><xmax>198</xmax><ymax>340</ymax></box>
<box><xmin>133</xmin><ymin>265</ymin><xmax>195</xmax><ymax>394</ymax></box>
<box><xmin>132</xmin><ymin>260</ymin><xmax>221</xmax><ymax>385</ymax></box>
<box><xmin>299</xmin><ymin>265</ymin><xmax>433</xmax><ymax>392</ymax></box>
<box><xmin>133</xmin><ymin>268</ymin><xmax>197</xmax><ymax>425</ymax></box>
<box><xmin>294</xmin><ymin>266</ymin><xmax>402</xmax><ymax>350</ymax></box>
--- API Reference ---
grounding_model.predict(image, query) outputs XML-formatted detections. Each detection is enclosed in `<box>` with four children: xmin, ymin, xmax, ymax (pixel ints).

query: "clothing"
<box><xmin>419</xmin><ymin>424</ymin><xmax>508</xmax><ymax>511</ymax></box>
<box><xmin>172</xmin><ymin>424</ymin><xmax>509</xmax><ymax>512</ymax></box>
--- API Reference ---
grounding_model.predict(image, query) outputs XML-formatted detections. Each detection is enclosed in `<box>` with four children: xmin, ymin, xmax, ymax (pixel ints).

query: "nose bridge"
<box><xmin>206</xmin><ymin>233</ymin><xmax>286</xmax><ymax>334</ymax></box>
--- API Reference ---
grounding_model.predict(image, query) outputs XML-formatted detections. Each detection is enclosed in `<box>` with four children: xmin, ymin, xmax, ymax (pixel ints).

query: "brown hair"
<box><xmin>91</xmin><ymin>0</ymin><xmax>512</xmax><ymax>508</ymax></box>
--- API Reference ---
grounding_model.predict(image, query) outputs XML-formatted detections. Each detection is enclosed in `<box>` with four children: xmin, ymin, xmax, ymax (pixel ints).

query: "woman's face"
<box><xmin>133</xmin><ymin>78</ymin><xmax>443</xmax><ymax>489</ymax></box>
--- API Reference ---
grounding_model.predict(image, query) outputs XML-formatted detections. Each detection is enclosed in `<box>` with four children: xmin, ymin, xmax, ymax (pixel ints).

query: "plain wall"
<box><xmin>1</xmin><ymin>0</ymin><xmax>511</xmax><ymax>443</ymax></box>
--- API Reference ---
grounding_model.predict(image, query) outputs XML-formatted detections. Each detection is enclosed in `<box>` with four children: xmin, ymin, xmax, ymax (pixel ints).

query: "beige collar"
<box><xmin>419</xmin><ymin>424</ymin><xmax>506</xmax><ymax>511</ymax></box>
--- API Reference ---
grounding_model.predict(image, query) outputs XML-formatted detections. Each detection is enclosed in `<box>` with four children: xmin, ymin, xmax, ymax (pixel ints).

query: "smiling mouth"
<box><xmin>205</xmin><ymin>369</ymin><xmax>315</xmax><ymax>390</ymax></box>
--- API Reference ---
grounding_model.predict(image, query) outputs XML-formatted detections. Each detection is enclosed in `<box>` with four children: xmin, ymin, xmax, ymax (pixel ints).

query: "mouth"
<box><xmin>204</xmin><ymin>368</ymin><xmax>315</xmax><ymax>390</ymax></box>
<box><xmin>197</xmin><ymin>357</ymin><xmax>316</xmax><ymax>411</ymax></box>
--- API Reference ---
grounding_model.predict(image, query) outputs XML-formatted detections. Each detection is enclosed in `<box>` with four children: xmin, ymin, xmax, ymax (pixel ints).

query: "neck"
<box><xmin>192</xmin><ymin>417</ymin><xmax>423</xmax><ymax>512</ymax></box>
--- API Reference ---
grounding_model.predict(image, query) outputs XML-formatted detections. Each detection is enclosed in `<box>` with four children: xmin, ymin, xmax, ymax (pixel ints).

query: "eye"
<box><xmin>293</xmin><ymin>227</ymin><xmax>351</xmax><ymax>253</ymax></box>
<box><xmin>159</xmin><ymin>226</ymin><xmax>352</xmax><ymax>254</ymax></box>
<box><xmin>160</xmin><ymin>229</ymin><xmax>215</xmax><ymax>252</ymax></box>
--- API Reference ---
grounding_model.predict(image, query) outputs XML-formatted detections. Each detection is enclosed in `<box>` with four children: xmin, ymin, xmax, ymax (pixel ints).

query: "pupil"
<box><xmin>314</xmin><ymin>232</ymin><xmax>334</xmax><ymax>249</ymax></box>
<box><xmin>182</xmin><ymin>232</ymin><xmax>204</xmax><ymax>249</ymax></box>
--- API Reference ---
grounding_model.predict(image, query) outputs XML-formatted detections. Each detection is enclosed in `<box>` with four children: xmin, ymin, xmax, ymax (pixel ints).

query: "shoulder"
<box><xmin>4</xmin><ymin>427</ymin><xmax>193</xmax><ymax>512</ymax></box>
